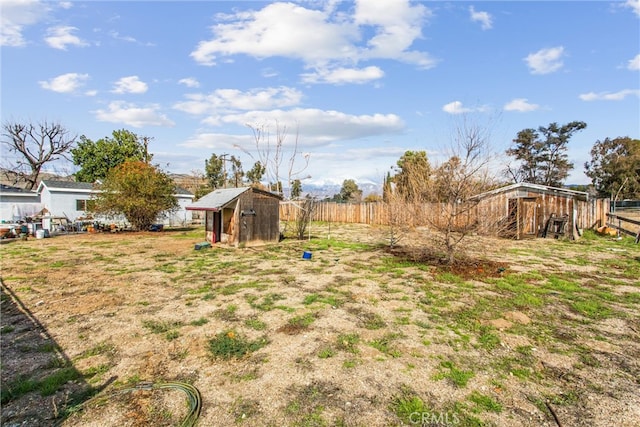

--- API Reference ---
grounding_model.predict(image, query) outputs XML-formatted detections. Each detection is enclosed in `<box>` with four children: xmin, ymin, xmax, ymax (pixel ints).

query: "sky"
<box><xmin>1</xmin><ymin>0</ymin><xmax>639</xmax><ymax>190</ymax></box>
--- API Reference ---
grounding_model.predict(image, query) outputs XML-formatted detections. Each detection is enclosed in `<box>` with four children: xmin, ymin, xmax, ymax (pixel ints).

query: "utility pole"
<box><xmin>220</xmin><ymin>154</ymin><xmax>229</xmax><ymax>188</ymax></box>
<box><xmin>142</xmin><ymin>136</ymin><xmax>153</xmax><ymax>164</ymax></box>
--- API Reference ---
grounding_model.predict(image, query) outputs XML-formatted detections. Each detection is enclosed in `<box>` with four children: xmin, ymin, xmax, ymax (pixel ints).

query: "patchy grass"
<box><xmin>208</xmin><ymin>330</ymin><xmax>269</xmax><ymax>360</ymax></box>
<box><xmin>2</xmin><ymin>224</ymin><xmax>639</xmax><ymax>426</ymax></box>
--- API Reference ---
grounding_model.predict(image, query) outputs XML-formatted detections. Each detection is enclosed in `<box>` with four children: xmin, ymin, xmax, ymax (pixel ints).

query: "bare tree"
<box><xmin>294</xmin><ymin>197</ymin><xmax>316</xmax><ymax>240</ymax></box>
<box><xmin>429</xmin><ymin>116</ymin><xmax>498</xmax><ymax>263</ymax></box>
<box><xmin>243</xmin><ymin>121</ymin><xmax>310</xmax><ymax>199</ymax></box>
<box><xmin>1</xmin><ymin>121</ymin><xmax>77</xmax><ymax>189</ymax></box>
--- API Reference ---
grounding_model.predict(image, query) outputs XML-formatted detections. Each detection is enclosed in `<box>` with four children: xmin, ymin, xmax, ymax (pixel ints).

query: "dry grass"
<box><xmin>1</xmin><ymin>223</ymin><xmax>639</xmax><ymax>427</ymax></box>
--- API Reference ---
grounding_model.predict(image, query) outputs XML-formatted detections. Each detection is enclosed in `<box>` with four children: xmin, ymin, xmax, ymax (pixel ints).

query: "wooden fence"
<box><xmin>280</xmin><ymin>198</ymin><xmax>611</xmax><ymax>238</ymax></box>
<box><xmin>606</xmin><ymin>212</ymin><xmax>640</xmax><ymax>243</ymax></box>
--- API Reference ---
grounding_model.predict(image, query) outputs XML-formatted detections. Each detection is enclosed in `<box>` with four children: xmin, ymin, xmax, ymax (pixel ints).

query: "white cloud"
<box><xmin>180</xmin><ymin>133</ymin><xmax>253</xmax><ymax>150</ymax></box>
<box><xmin>44</xmin><ymin>25</ymin><xmax>88</xmax><ymax>50</ymax></box>
<box><xmin>624</xmin><ymin>0</ymin><xmax>640</xmax><ymax>17</ymax></box>
<box><xmin>504</xmin><ymin>98</ymin><xmax>539</xmax><ymax>112</ymax></box>
<box><xmin>469</xmin><ymin>6</ymin><xmax>493</xmax><ymax>30</ymax></box>
<box><xmin>218</xmin><ymin>108</ymin><xmax>405</xmax><ymax>146</ymax></box>
<box><xmin>39</xmin><ymin>72</ymin><xmax>89</xmax><ymax>93</ymax></box>
<box><xmin>173</xmin><ymin>86</ymin><xmax>303</xmax><ymax>115</ymax></box>
<box><xmin>111</xmin><ymin>76</ymin><xmax>148</xmax><ymax>94</ymax></box>
<box><xmin>59</xmin><ymin>2</ymin><xmax>73</xmax><ymax>9</ymax></box>
<box><xmin>300</xmin><ymin>66</ymin><xmax>384</xmax><ymax>84</ymax></box>
<box><xmin>353</xmin><ymin>0</ymin><xmax>435</xmax><ymax>67</ymax></box>
<box><xmin>94</xmin><ymin>101</ymin><xmax>175</xmax><ymax>127</ymax></box>
<box><xmin>190</xmin><ymin>1</ymin><xmax>436</xmax><ymax>79</ymax></box>
<box><xmin>579</xmin><ymin>89</ymin><xmax>640</xmax><ymax>101</ymax></box>
<box><xmin>178</xmin><ymin>77</ymin><xmax>200</xmax><ymax>88</ymax></box>
<box><xmin>1</xmin><ymin>0</ymin><xmax>50</xmax><ymax>47</ymax></box>
<box><xmin>628</xmin><ymin>54</ymin><xmax>640</xmax><ymax>70</ymax></box>
<box><xmin>524</xmin><ymin>46</ymin><xmax>565</xmax><ymax>75</ymax></box>
<box><xmin>442</xmin><ymin>101</ymin><xmax>471</xmax><ymax>114</ymax></box>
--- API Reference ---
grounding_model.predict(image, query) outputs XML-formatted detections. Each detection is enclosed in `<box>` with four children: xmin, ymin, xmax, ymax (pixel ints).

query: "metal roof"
<box><xmin>471</xmin><ymin>182</ymin><xmax>589</xmax><ymax>201</ymax></box>
<box><xmin>186</xmin><ymin>187</ymin><xmax>281</xmax><ymax>211</ymax></box>
<box><xmin>186</xmin><ymin>187</ymin><xmax>251</xmax><ymax>211</ymax></box>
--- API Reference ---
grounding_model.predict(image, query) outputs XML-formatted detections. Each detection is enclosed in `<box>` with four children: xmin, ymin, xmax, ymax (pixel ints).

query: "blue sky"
<box><xmin>1</xmin><ymin>0</ymin><xmax>639</xmax><ymax>189</ymax></box>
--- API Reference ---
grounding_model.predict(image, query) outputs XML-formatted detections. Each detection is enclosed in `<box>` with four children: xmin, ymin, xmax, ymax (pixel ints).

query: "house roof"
<box><xmin>0</xmin><ymin>184</ymin><xmax>38</xmax><ymax>196</ymax></box>
<box><xmin>186</xmin><ymin>187</ymin><xmax>280</xmax><ymax>211</ymax></box>
<box><xmin>472</xmin><ymin>182</ymin><xmax>589</xmax><ymax>201</ymax></box>
<box><xmin>37</xmin><ymin>180</ymin><xmax>194</xmax><ymax>197</ymax></box>
<box><xmin>175</xmin><ymin>187</ymin><xmax>195</xmax><ymax>197</ymax></box>
<box><xmin>38</xmin><ymin>180</ymin><xmax>94</xmax><ymax>192</ymax></box>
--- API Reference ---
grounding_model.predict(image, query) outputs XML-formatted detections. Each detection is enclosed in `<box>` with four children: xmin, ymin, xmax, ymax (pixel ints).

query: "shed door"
<box><xmin>518</xmin><ymin>197</ymin><xmax>540</xmax><ymax>239</ymax></box>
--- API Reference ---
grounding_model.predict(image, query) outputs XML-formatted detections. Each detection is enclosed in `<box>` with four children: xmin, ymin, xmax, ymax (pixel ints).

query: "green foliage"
<box><xmin>71</xmin><ymin>129</ymin><xmax>147</xmax><ymax>182</ymax></box>
<box><xmin>584</xmin><ymin>136</ymin><xmax>640</xmax><ymax>198</ymax></box>
<box><xmin>204</xmin><ymin>153</ymin><xmax>225</xmax><ymax>189</ymax></box>
<box><xmin>246</xmin><ymin>161</ymin><xmax>266</xmax><ymax>185</ymax></box>
<box><xmin>290</xmin><ymin>179</ymin><xmax>302</xmax><ymax>199</ymax></box>
<box><xmin>208</xmin><ymin>330</ymin><xmax>268</xmax><ymax>360</ymax></box>
<box><xmin>505</xmin><ymin>121</ymin><xmax>587</xmax><ymax>186</ymax></box>
<box><xmin>92</xmin><ymin>160</ymin><xmax>178</xmax><ymax>230</ymax></box>
<box><xmin>392</xmin><ymin>150</ymin><xmax>432</xmax><ymax>202</ymax></box>
<box><xmin>391</xmin><ymin>393</ymin><xmax>429</xmax><ymax>424</ymax></box>
<box><xmin>338</xmin><ymin>179</ymin><xmax>362</xmax><ymax>202</ymax></box>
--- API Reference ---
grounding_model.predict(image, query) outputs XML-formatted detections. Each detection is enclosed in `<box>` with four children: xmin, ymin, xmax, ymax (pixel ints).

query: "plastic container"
<box><xmin>36</xmin><ymin>229</ymin><xmax>45</xmax><ymax>239</ymax></box>
<box><xmin>302</xmin><ymin>251</ymin><xmax>312</xmax><ymax>260</ymax></box>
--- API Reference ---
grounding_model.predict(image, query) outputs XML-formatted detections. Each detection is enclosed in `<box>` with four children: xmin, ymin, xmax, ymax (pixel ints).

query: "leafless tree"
<box><xmin>242</xmin><ymin>121</ymin><xmax>310</xmax><ymax>199</ymax></box>
<box><xmin>1</xmin><ymin>121</ymin><xmax>77</xmax><ymax>189</ymax></box>
<box><xmin>294</xmin><ymin>197</ymin><xmax>316</xmax><ymax>240</ymax></box>
<box><xmin>428</xmin><ymin>115</ymin><xmax>499</xmax><ymax>263</ymax></box>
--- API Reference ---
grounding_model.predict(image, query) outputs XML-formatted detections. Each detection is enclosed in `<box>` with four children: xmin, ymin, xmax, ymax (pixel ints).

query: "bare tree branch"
<box><xmin>1</xmin><ymin>121</ymin><xmax>76</xmax><ymax>189</ymax></box>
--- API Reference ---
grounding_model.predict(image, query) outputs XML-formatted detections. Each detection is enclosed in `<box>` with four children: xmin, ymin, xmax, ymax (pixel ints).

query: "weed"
<box><xmin>468</xmin><ymin>391</ymin><xmax>502</xmax><ymax>413</ymax></box>
<box><xmin>215</xmin><ymin>304</ymin><xmax>239</xmax><ymax>321</ymax></box>
<box><xmin>318</xmin><ymin>347</ymin><xmax>336</xmax><ymax>359</ymax></box>
<box><xmin>165</xmin><ymin>330</ymin><xmax>180</xmax><ymax>341</ymax></box>
<box><xmin>208</xmin><ymin>330</ymin><xmax>268</xmax><ymax>360</ymax></box>
<box><xmin>142</xmin><ymin>319</ymin><xmax>183</xmax><ymax>334</ymax></box>
<box><xmin>244</xmin><ymin>316</ymin><xmax>268</xmax><ymax>331</ymax></box>
<box><xmin>279</xmin><ymin>312</ymin><xmax>318</xmax><ymax>334</ymax></box>
<box><xmin>435</xmin><ymin>361</ymin><xmax>474</xmax><ymax>388</ymax></box>
<box><xmin>190</xmin><ymin>317</ymin><xmax>209</xmax><ymax>326</ymax></box>
<box><xmin>368</xmin><ymin>332</ymin><xmax>403</xmax><ymax>358</ymax></box>
<box><xmin>1</xmin><ymin>325</ymin><xmax>16</xmax><ymax>334</ymax></box>
<box><xmin>336</xmin><ymin>333</ymin><xmax>360</xmax><ymax>354</ymax></box>
<box><xmin>477</xmin><ymin>326</ymin><xmax>501</xmax><ymax>350</ymax></box>
<box><xmin>75</xmin><ymin>342</ymin><xmax>116</xmax><ymax>360</ymax></box>
<box><xmin>390</xmin><ymin>391</ymin><xmax>429</xmax><ymax>424</ymax></box>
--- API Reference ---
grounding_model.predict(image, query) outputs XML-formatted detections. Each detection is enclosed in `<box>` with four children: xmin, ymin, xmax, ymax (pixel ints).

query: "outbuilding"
<box><xmin>472</xmin><ymin>182</ymin><xmax>590</xmax><ymax>240</ymax></box>
<box><xmin>186</xmin><ymin>187</ymin><xmax>282</xmax><ymax>246</ymax></box>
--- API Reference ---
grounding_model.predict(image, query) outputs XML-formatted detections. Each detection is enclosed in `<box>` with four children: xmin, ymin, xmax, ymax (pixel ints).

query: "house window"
<box><xmin>76</xmin><ymin>199</ymin><xmax>95</xmax><ymax>211</ymax></box>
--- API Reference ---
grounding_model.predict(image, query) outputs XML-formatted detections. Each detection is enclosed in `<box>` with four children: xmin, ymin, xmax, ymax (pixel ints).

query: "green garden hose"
<box><xmin>60</xmin><ymin>381</ymin><xmax>202</xmax><ymax>427</ymax></box>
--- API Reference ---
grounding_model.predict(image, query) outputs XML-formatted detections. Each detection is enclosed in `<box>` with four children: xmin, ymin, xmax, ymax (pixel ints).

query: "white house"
<box><xmin>0</xmin><ymin>184</ymin><xmax>42</xmax><ymax>222</ymax></box>
<box><xmin>0</xmin><ymin>180</ymin><xmax>195</xmax><ymax>229</ymax></box>
<box><xmin>37</xmin><ymin>180</ymin><xmax>94</xmax><ymax>221</ymax></box>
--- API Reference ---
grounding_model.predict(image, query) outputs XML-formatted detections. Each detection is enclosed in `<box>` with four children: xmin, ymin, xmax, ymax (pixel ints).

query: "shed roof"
<box><xmin>186</xmin><ymin>187</ymin><xmax>280</xmax><ymax>211</ymax></box>
<box><xmin>472</xmin><ymin>182</ymin><xmax>589</xmax><ymax>201</ymax></box>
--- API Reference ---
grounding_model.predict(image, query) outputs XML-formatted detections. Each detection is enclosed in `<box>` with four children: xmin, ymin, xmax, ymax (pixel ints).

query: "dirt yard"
<box><xmin>1</xmin><ymin>223</ymin><xmax>639</xmax><ymax>427</ymax></box>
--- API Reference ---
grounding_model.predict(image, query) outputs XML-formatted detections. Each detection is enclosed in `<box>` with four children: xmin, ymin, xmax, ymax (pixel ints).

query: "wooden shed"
<box><xmin>186</xmin><ymin>187</ymin><xmax>282</xmax><ymax>246</ymax></box>
<box><xmin>472</xmin><ymin>183</ymin><xmax>590</xmax><ymax>240</ymax></box>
